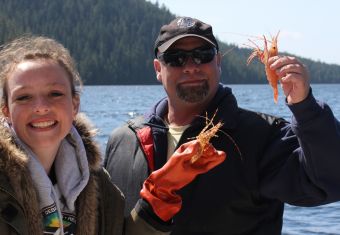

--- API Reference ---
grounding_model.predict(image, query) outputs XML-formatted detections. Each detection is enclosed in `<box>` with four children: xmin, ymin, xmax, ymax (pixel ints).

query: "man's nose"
<box><xmin>183</xmin><ymin>56</ymin><xmax>200</xmax><ymax>74</ymax></box>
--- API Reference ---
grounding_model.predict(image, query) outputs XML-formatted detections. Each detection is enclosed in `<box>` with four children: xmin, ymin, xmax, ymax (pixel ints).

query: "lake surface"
<box><xmin>81</xmin><ymin>84</ymin><xmax>340</xmax><ymax>235</ymax></box>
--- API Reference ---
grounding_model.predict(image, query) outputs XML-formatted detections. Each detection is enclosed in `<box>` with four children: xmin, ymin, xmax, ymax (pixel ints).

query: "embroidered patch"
<box><xmin>177</xmin><ymin>17</ymin><xmax>195</xmax><ymax>28</ymax></box>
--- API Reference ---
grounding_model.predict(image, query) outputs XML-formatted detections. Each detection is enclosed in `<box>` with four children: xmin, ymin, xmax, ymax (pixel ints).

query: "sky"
<box><xmin>147</xmin><ymin>0</ymin><xmax>340</xmax><ymax>65</ymax></box>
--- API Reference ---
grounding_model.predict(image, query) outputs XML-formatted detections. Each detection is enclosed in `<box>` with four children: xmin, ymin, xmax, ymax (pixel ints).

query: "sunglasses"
<box><xmin>158</xmin><ymin>47</ymin><xmax>217</xmax><ymax>67</ymax></box>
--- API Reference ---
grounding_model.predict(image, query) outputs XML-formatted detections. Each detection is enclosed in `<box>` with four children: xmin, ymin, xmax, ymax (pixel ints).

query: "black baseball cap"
<box><xmin>154</xmin><ymin>17</ymin><xmax>219</xmax><ymax>57</ymax></box>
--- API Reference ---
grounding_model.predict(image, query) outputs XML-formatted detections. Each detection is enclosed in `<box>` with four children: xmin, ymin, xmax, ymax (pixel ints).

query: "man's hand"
<box><xmin>140</xmin><ymin>140</ymin><xmax>226</xmax><ymax>221</ymax></box>
<box><xmin>269</xmin><ymin>56</ymin><xmax>310</xmax><ymax>104</ymax></box>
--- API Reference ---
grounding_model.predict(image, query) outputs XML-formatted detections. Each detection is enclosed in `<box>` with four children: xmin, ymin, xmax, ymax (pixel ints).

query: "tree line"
<box><xmin>0</xmin><ymin>0</ymin><xmax>339</xmax><ymax>84</ymax></box>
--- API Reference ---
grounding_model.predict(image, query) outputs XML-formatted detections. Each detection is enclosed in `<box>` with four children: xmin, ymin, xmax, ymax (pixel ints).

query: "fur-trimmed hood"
<box><xmin>0</xmin><ymin>113</ymin><xmax>102</xmax><ymax>234</ymax></box>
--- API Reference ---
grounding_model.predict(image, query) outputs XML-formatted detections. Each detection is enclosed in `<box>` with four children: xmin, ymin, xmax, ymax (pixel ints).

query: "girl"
<box><xmin>0</xmin><ymin>36</ymin><xmax>168</xmax><ymax>235</ymax></box>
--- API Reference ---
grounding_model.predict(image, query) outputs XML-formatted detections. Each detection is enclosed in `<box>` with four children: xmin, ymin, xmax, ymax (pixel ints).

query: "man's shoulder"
<box><xmin>108</xmin><ymin>115</ymin><xmax>148</xmax><ymax>141</ymax></box>
<box><xmin>126</xmin><ymin>115</ymin><xmax>148</xmax><ymax>129</ymax></box>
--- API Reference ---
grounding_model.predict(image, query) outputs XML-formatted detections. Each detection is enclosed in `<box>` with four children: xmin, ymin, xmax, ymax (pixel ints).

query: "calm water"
<box><xmin>81</xmin><ymin>84</ymin><xmax>340</xmax><ymax>235</ymax></box>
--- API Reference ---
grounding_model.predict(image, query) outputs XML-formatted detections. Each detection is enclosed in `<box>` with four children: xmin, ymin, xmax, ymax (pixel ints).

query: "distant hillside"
<box><xmin>1</xmin><ymin>0</ymin><xmax>339</xmax><ymax>84</ymax></box>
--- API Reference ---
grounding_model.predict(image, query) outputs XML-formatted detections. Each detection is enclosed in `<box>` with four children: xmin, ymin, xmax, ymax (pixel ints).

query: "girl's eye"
<box><xmin>50</xmin><ymin>92</ymin><xmax>64</xmax><ymax>97</ymax></box>
<box><xmin>15</xmin><ymin>95</ymin><xmax>30</xmax><ymax>101</ymax></box>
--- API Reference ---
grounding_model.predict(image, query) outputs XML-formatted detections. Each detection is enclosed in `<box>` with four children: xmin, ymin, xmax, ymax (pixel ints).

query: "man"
<box><xmin>105</xmin><ymin>16</ymin><xmax>340</xmax><ymax>234</ymax></box>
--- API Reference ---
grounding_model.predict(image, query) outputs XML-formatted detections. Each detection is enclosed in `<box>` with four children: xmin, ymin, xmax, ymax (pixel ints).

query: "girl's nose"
<box><xmin>33</xmin><ymin>98</ymin><xmax>50</xmax><ymax>113</ymax></box>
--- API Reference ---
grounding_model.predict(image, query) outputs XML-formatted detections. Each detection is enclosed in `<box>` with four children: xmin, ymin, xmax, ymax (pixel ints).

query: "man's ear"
<box><xmin>216</xmin><ymin>53</ymin><xmax>222</xmax><ymax>75</ymax></box>
<box><xmin>154</xmin><ymin>59</ymin><xmax>162</xmax><ymax>83</ymax></box>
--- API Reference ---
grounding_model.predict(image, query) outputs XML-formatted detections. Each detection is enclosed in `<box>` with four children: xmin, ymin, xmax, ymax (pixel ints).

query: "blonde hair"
<box><xmin>0</xmin><ymin>35</ymin><xmax>82</xmax><ymax>107</ymax></box>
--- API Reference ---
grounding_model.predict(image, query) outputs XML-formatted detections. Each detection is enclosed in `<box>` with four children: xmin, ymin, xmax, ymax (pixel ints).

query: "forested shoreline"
<box><xmin>1</xmin><ymin>0</ymin><xmax>339</xmax><ymax>84</ymax></box>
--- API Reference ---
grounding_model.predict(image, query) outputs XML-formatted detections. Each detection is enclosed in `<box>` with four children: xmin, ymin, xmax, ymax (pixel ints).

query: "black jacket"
<box><xmin>105</xmin><ymin>84</ymin><xmax>340</xmax><ymax>235</ymax></box>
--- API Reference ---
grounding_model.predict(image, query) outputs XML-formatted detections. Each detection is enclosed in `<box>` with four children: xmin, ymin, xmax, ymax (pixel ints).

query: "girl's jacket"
<box><xmin>0</xmin><ymin>114</ymin><xmax>169</xmax><ymax>235</ymax></box>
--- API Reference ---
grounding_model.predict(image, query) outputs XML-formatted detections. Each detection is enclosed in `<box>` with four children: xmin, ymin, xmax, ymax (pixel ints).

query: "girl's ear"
<box><xmin>1</xmin><ymin>105</ymin><xmax>12</xmax><ymax>124</ymax></box>
<box><xmin>72</xmin><ymin>95</ymin><xmax>80</xmax><ymax>118</ymax></box>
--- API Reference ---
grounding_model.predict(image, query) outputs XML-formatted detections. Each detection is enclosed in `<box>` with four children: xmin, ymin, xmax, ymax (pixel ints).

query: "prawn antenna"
<box><xmin>221</xmin><ymin>47</ymin><xmax>235</xmax><ymax>57</ymax></box>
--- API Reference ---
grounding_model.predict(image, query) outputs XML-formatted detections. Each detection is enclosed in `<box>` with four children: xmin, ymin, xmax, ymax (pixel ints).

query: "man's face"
<box><xmin>154</xmin><ymin>37</ymin><xmax>221</xmax><ymax>108</ymax></box>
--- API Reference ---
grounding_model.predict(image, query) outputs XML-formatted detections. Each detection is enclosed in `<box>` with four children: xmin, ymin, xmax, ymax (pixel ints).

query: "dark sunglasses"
<box><xmin>158</xmin><ymin>47</ymin><xmax>217</xmax><ymax>67</ymax></box>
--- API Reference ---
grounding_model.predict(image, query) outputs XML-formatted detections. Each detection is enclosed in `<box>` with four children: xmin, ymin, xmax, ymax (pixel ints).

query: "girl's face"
<box><xmin>2</xmin><ymin>59</ymin><xmax>79</xmax><ymax>153</ymax></box>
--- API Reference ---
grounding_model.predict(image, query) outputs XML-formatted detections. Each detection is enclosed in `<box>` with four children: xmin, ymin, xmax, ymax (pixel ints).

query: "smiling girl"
<box><xmin>0</xmin><ymin>36</ymin><xmax>173</xmax><ymax>235</ymax></box>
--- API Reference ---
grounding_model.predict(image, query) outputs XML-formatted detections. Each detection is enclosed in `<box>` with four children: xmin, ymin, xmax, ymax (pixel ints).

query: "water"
<box><xmin>80</xmin><ymin>84</ymin><xmax>340</xmax><ymax>235</ymax></box>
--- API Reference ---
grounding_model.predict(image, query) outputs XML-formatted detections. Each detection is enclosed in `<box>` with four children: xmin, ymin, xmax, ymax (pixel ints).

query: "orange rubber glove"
<box><xmin>140</xmin><ymin>140</ymin><xmax>226</xmax><ymax>221</ymax></box>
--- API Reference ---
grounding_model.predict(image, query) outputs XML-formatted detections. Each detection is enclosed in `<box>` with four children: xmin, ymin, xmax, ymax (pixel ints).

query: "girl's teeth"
<box><xmin>31</xmin><ymin>121</ymin><xmax>55</xmax><ymax>128</ymax></box>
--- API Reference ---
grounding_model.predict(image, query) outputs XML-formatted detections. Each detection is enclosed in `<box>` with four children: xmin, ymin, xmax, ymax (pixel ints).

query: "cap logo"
<box><xmin>177</xmin><ymin>17</ymin><xmax>195</xmax><ymax>28</ymax></box>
